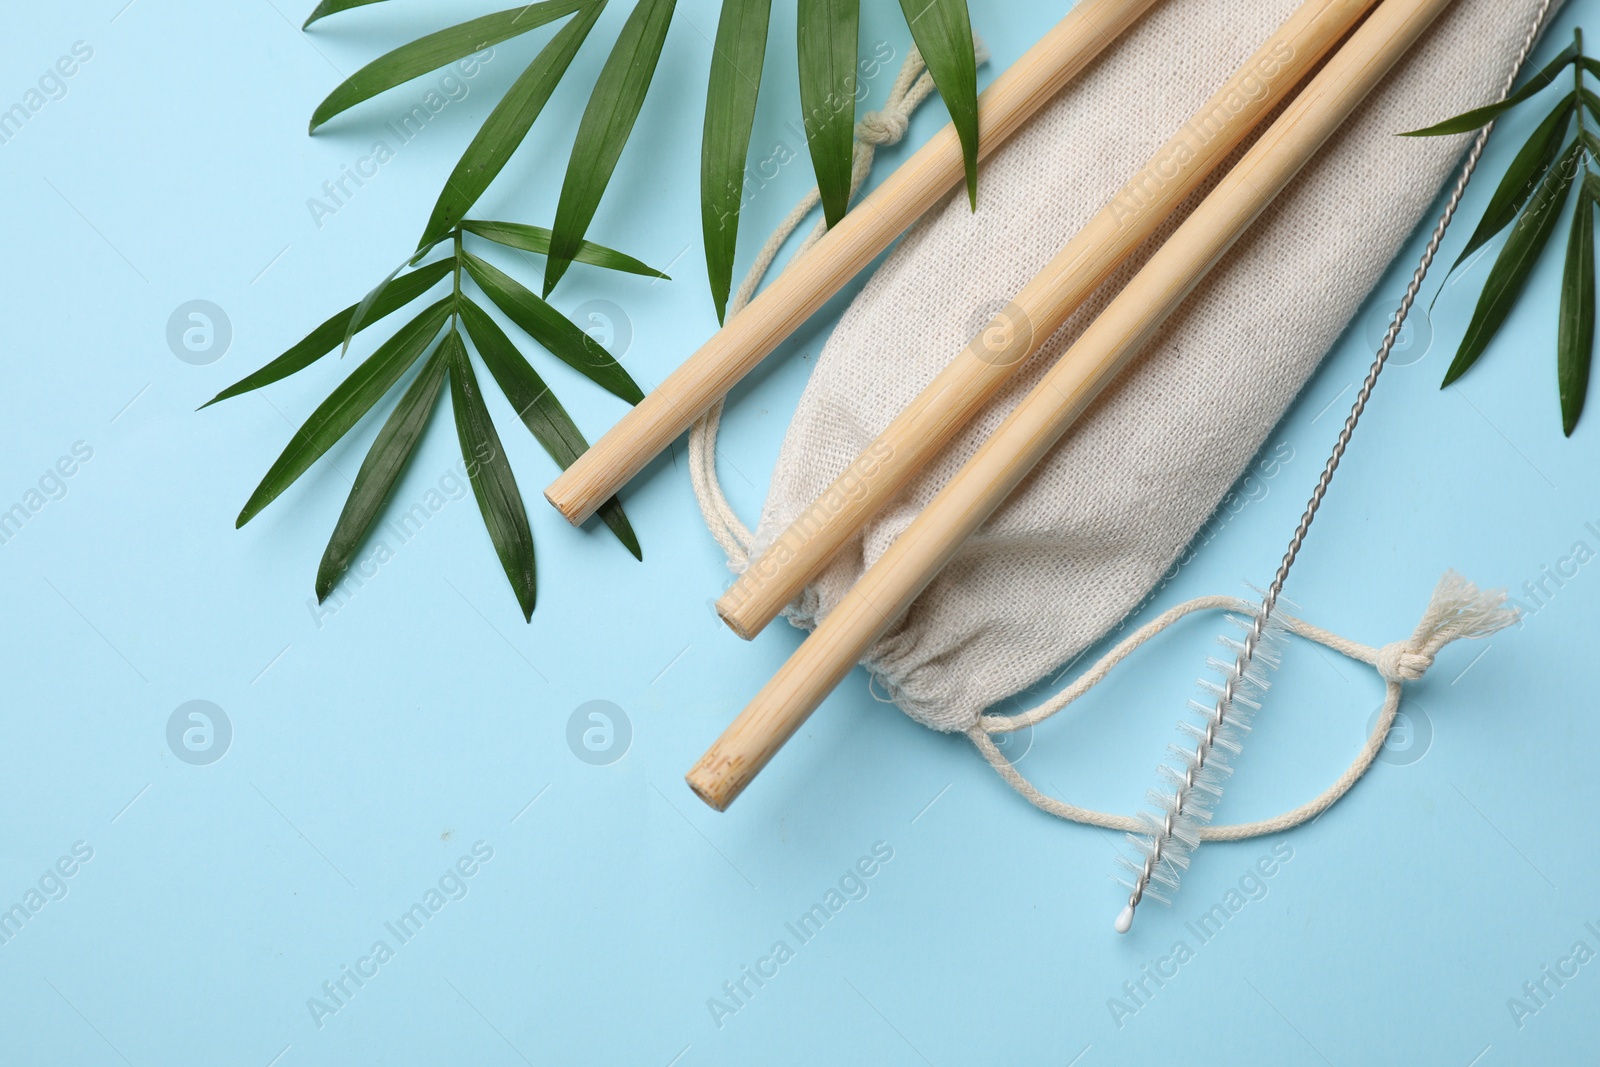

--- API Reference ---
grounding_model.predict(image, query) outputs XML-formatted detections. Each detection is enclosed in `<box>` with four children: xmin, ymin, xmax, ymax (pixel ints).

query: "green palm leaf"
<box><xmin>1442</xmin><ymin>142</ymin><xmax>1581</xmax><ymax>387</ymax></box>
<box><xmin>303</xmin><ymin>0</ymin><xmax>389</xmax><ymax>30</ymax></box>
<box><xmin>309</xmin><ymin>2</ymin><xmax>588</xmax><ymax>132</ymax></box>
<box><xmin>899</xmin><ymin>0</ymin><xmax>978</xmax><ymax>208</ymax></box>
<box><xmin>316</xmin><ymin>344</ymin><xmax>451</xmax><ymax>599</ymax></box>
<box><xmin>462</xmin><ymin>219</ymin><xmax>667</xmax><ymax>278</ymax></box>
<box><xmin>204</xmin><ymin>260</ymin><xmax>453</xmax><ymax>409</ymax></box>
<box><xmin>796</xmin><ymin>0</ymin><xmax>860</xmax><ymax>230</ymax></box>
<box><xmin>544</xmin><ymin>0</ymin><xmax>678</xmax><ymax>296</ymax></box>
<box><xmin>1581</xmin><ymin>127</ymin><xmax>1600</xmax><ymax>161</ymax></box>
<box><xmin>461</xmin><ymin>250</ymin><xmax>643</xmax><ymax>404</ymax></box>
<box><xmin>1559</xmin><ymin>185</ymin><xmax>1595</xmax><ymax>435</ymax></box>
<box><xmin>1443</xmin><ymin>95</ymin><xmax>1574</xmax><ymax>278</ymax></box>
<box><xmin>700</xmin><ymin>0</ymin><xmax>772</xmax><ymax>323</ymax></box>
<box><xmin>460</xmin><ymin>297</ymin><xmax>641</xmax><ymax>557</ymax></box>
<box><xmin>343</xmin><ymin>241</ymin><xmax>447</xmax><ymax>355</ymax></box>
<box><xmin>418</xmin><ymin>1</ymin><xmax>608</xmax><ymax>250</ymax></box>
<box><xmin>1404</xmin><ymin>40</ymin><xmax>1579</xmax><ymax>137</ymax></box>
<box><xmin>237</xmin><ymin>298</ymin><xmax>453</xmax><ymax>526</ymax></box>
<box><xmin>446</xmin><ymin>331</ymin><xmax>539</xmax><ymax>620</ymax></box>
<box><xmin>1582</xmin><ymin>87</ymin><xmax>1600</xmax><ymax>122</ymax></box>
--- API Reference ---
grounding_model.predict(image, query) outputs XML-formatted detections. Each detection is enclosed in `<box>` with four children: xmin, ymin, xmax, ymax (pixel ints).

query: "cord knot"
<box><xmin>856</xmin><ymin>109</ymin><xmax>910</xmax><ymax>146</ymax></box>
<box><xmin>1375</xmin><ymin>642</ymin><xmax>1432</xmax><ymax>683</ymax></box>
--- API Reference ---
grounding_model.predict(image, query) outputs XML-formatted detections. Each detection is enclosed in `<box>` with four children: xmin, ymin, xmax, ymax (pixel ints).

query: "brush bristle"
<box><xmin>1115</xmin><ymin>595</ymin><xmax>1289</xmax><ymax>923</ymax></box>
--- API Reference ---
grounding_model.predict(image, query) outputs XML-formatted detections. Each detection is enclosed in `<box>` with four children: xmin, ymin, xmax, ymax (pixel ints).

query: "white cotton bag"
<box><xmin>716</xmin><ymin>0</ymin><xmax>1545</xmax><ymax>732</ymax></box>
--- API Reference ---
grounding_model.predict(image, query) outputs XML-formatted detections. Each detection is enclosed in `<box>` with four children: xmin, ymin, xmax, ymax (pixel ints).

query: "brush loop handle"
<box><xmin>967</xmin><ymin>576</ymin><xmax>1519</xmax><ymax>839</ymax></box>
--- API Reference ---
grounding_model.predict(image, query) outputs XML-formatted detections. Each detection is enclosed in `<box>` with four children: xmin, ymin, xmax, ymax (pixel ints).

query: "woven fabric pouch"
<box><xmin>732</xmin><ymin>0</ymin><xmax>1542</xmax><ymax>732</ymax></box>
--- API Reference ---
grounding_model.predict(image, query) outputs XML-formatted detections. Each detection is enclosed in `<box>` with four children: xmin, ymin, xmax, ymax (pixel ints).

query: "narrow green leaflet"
<box><xmin>461</xmin><ymin>250</ymin><xmax>644</xmax><ymax>403</ymax></box>
<box><xmin>1442</xmin><ymin>142</ymin><xmax>1581</xmax><ymax>387</ymax></box>
<box><xmin>1583</xmin><ymin>127</ymin><xmax>1600</xmax><ymax>162</ymax></box>
<box><xmin>459</xmin><ymin>300</ymin><xmax>584</xmax><ymax>463</ymax></box>
<box><xmin>461</xmin><ymin>219</ymin><xmax>668</xmax><ymax>278</ymax></box>
<box><xmin>303</xmin><ymin>0</ymin><xmax>388</xmax><ymax>30</ymax></box>
<box><xmin>544</xmin><ymin>0</ymin><xmax>677</xmax><ymax>296</ymax></box>
<box><xmin>1404</xmin><ymin>41</ymin><xmax>1579</xmax><ymax>136</ymax></box>
<box><xmin>1582</xmin><ymin>87</ymin><xmax>1600</xmax><ymax>121</ymax></box>
<box><xmin>1559</xmin><ymin>186</ymin><xmax>1595</xmax><ymax>435</ymax></box>
<box><xmin>343</xmin><ymin>244</ymin><xmax>443</xmax><ymax>355</ymax></box>
<box><xmin>459</xmin><ymin>298</ymin><xmax>641</xmax><ymax>558</ymax></box>
<box><xmin>316</xmin><ymin>345</ymin><xmax>450</xmax><ymax>599</ymax></box>
<box><xmin>419</xmin><ymin>1</ymin><xmax>608</xmax><ymax>250</ymax></box>
<box><xmin>1443</xmin><ymin>96</ymin><xmax>1573</xmax><ymax>277</ymax></box>
<box><xmin>203</xmin><ymin>259</ymin><xmax>453</xmax><ymax>408</ymax></box>
<box><xmin>237</xmin><ymin>298</ymin><xmax>453</xmax><ymax>526</ymax></box>
<box><xmin>700</xmin><ymin>0</ymin><xmax>772</xmax><ymax>323</ymax></box>
<box><xmin>309</xmin><ymin>2</ymin><xmax>587</xmax><ymax>132</ymax></box>
<box><xmin>899</xmin><ymin>0</ymin><xmax>978</xmax><ymax>208</ymax></box>
<box><xmin>797</xmin><ymin>0</ymin><xmax>860</xmax><ymax>230</ymax></box>
<box><xmin>447</xmin><ymin>332</ymin><xmax>538</xmax><ymax>621</ymax></box>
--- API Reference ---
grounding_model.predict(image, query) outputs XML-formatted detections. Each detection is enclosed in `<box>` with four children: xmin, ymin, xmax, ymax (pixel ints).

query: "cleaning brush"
<box><xmin>1115</xmin><ymin>601</ymin><xmax>1284</xmax><ymax>932</ymax></box>
<box><xmin>1113</xmin><ymin>0</ymin><xmax>1558</xmax><ymax>934</ymax></box>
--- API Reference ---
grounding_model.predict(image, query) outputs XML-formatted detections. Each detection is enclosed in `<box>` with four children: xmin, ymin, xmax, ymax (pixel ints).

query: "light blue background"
<box><xmin>1</xmin><ymin>0</ymin><xmax>1596</xmax><ymax>1063</ymax></box>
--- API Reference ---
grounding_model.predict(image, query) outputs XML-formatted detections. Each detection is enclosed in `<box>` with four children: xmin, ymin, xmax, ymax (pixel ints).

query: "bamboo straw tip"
<box><xmin>714</xmin><ymin>594</ymin><xmax>761</xmax><ymax>641</ymax></box>
<box><xmin>685</xmin><ymin>764</ymin><xmax>735</xmax><ymax>812</ymax></box>
<box><xmin>543</xmin><ymin>473</ymin><xmax>592</xmax><ymax>526</ymax></box>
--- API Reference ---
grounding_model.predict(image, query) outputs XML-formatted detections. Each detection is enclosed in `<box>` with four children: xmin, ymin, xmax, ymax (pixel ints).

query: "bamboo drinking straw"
<box><xmin>545</xmin><ymin>0</ymin><xmax>1163</xmax><ymax>526</ymax></box>
<box><xmin>687</xmin><ymin>0</ymin><xmax>1457</xmax><ymax>812</ymax></box>
<box><xmin>717</xmin><ymin>0</ymin><xmax>1377</xmax><ymax>640</ymax></box>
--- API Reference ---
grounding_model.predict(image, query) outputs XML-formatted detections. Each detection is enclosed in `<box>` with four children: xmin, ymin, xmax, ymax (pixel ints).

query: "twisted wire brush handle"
<box><xmin>1118</xmin><ymin>0</ymin><xmax>1559</xmax><ymax>932</ymax></box>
